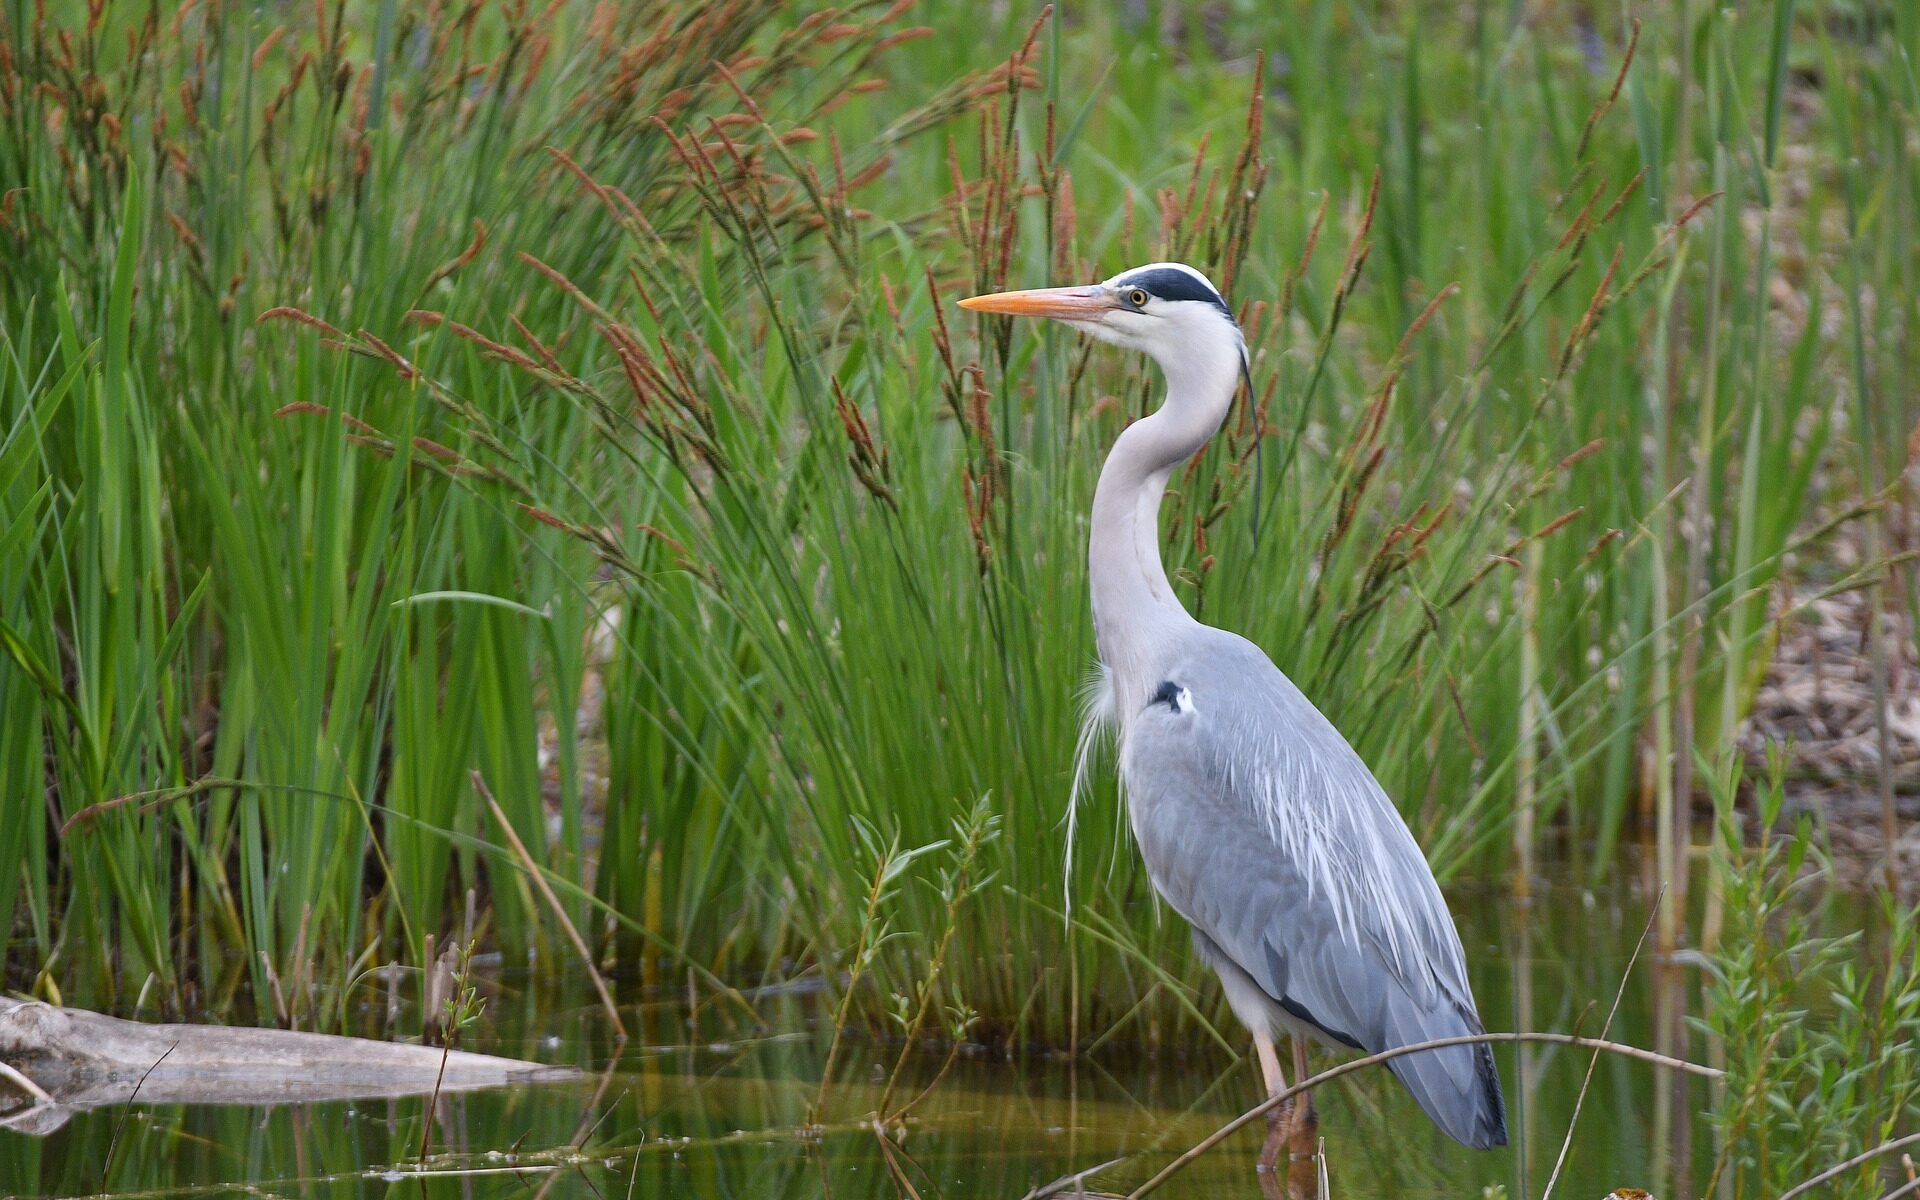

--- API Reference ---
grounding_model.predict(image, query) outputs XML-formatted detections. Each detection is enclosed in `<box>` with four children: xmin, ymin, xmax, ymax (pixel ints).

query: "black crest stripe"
<box><xmin>1117</xmin><ymin>267</ymin><xmax>1232</xmax><ymax>318</ymax></box>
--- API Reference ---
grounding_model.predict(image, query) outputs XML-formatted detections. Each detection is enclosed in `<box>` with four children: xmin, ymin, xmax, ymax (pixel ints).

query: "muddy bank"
<box><xmin>1742</xmin><ymin>584</ymin><xmax>1919</xmax><ymax>895</ymax></box>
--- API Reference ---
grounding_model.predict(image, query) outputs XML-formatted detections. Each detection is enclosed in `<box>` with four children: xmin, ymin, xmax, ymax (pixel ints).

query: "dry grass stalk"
<box><xmin>472</xmin><ymin>771</ymin><xmax>627</xmax><ymax>1042</ymax></box>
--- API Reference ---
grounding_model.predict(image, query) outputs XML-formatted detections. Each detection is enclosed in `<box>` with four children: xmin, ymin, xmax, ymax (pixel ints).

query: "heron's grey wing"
<box><xmin>1120</xmin><ymin>631</ymin><xmax>1506</xmax><ymax>1149</ymax></box>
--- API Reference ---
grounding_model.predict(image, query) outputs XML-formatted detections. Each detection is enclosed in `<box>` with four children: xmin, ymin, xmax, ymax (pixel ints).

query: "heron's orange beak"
<box><xmin>958</xmin><ymin>286</ymin><xmax>1112</xmax><ymax>320</ymax></box>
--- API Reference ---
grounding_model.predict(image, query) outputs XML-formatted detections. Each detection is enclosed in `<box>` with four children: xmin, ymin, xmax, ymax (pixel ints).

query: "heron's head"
<box><xmin>959</xmin><ymin>262</ymin><xmax>1243</xmax><ymax>377</ymax></box>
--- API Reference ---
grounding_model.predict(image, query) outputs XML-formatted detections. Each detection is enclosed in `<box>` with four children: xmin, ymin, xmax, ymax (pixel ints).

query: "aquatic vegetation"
<box><xmin>1702</xmin><ymin>749</ymin><xmax>1920</xmax><ymax>1200</ymax></box>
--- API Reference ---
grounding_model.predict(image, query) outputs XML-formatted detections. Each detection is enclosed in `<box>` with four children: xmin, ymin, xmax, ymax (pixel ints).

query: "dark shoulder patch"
<box><xmin>1117</xmin><ymin>267</ymin><xmax>1232</xmax><ymax>318</ymax></box>
<box><xmin>1148</xmin><ymin>680</ymin><xmax>1190</xmax><ymax>713</ymax></box>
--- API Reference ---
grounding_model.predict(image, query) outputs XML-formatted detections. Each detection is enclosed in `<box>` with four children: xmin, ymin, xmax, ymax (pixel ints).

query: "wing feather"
<box><xmin>1119</xmin><ymin>629</ymin><xmax>1505</xmax><ymax>1149</ymax></box>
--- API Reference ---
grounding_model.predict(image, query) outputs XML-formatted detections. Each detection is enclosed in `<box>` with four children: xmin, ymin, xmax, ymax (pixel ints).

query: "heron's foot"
<box><xmin>1257</xmin><ymin>1114</ymin><xmax>1286</xmax><ymax>1171</ymax></box>
<box><xmin>1284</xmin><ymin>1091</ymin><xmax>1318</xmax><ymax>1144</ymax></box>
<box><xmin>1256</xmin><ymin>1112</ymin><xmax>1320</xmax><ymax>1200</ymax></box>
<box><xmin>1257</xmin><ymin>1096</ymin><xmax>1296</xmax><ymax>1166</ymax></box>
<box><xmin>1258</xmin><ymin>1097</ymin><xmax>1319</xmax><ymax>1151</ymax></box>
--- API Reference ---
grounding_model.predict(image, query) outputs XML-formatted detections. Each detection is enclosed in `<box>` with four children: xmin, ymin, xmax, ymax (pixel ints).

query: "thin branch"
<box><xmin>104</xmin><ymin>1042</ymin><xmax>175</xmax><ymax>1186</ymax></box>
<box><xmin>421</xmin><ymin>1028</ymin><xmax>453</xmax><ymax>1163</ymax></box>
<box><xmin>1781</xmin><ymin>1133</ymin><xmax>1920</xmax><ymax>1200</ymax></box>
<box><xmin>871</xmin><ymin>1116</ymin><xmax>927</xmax><ymax>1200</ymax></box>
<box><xmin>1123</xmin><ymin>1032</ymin><xmax>1722</xmax><ymax>1199</ymax></box>
<box><xmin>1542</xmin><ymin>888</ymin><xmax>1663</xmax><ymax>1200</ymax></box>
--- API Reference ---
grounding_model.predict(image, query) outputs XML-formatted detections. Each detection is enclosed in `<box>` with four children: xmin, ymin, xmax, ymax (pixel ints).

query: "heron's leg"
<box><xmin>1255</xmin><ymin>1031</ymin><xmax>1292</xmax><ymax>1150</ymax></box>
<box><xmin>1258</xmin><ymin>1036</ymin><xmax>1317</xmax><ymax>1199</ymax></box>
<box><xmin>1255</xmin><ymin>1032</ymin><xmax>1287</xmax><ymax>1098</ymax></box>
<box><xmin>1290</xmin><ymin>1039</ymin><xmax>1314</xmax><ymax>1117</ymax></box>
<box><xmin>1255</xmin><ymin>1031</ymin><xmax>1288</xmax><ymax>1177</ymax></box>
<box><xmin>1286</xmin><ymin>1038</ymin><xmax>1319</xmax><ymax>1161</ymax></box>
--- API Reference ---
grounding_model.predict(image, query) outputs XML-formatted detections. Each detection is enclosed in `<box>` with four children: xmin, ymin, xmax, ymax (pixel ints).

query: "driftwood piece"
<box><xmin>0</xmin><ymin>998</ymin><xmax>578</xmax><ymax>1136</ymax></box>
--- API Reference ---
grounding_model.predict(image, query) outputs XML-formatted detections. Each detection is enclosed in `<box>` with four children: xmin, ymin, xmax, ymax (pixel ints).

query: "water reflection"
<box><xmin>2</xmin><ymin>880</ymin><xmax>1732</xmax><ymax>1199</ymax></box>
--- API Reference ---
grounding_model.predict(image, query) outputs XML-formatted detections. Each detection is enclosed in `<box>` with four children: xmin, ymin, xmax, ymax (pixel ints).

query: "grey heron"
<box><xmin>960</xmin><ymin>263</ymin><xmax>1507</xmax><ymax>1151</ymax></box>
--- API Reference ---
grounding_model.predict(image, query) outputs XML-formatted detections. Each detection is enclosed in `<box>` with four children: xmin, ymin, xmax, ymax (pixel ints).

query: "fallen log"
<box><xmin>0</xmin><ymin>997</ymin><xmax>578</xmax><ymax>1136</ymax></box>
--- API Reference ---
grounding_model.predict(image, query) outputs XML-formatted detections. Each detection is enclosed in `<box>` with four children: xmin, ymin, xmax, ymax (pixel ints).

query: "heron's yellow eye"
<box><xmin>1127</xmin><ymin>288</ymin><xmax>1149</xmax><ymax>308</ymax></box>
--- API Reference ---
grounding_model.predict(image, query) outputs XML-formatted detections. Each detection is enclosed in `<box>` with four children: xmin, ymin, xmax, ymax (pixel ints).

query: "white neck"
<box><xmin>1089</xmin><ymin>334</ymin><xmax>1242</xmax><ymax>712</ymax></box>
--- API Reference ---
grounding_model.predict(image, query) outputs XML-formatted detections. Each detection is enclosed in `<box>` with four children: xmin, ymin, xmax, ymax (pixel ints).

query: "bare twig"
<box><xmin>1781</xmin><ymin>1133</ymin><xmax>1920</xmax><ymax>1200</ymax></box>
<box><xmin>421</xmin><ymin>1031</ymin><xmax>453</xmax><ymax>1163</ymax></box>
<box><xmin>474</xmin><ymin>771</ymin><xmax>628</xmax><ymax>1041</ymax></box>
<box><xmin>1541</xmin><ymin>889</ymin><xmax>1664</xmax><ymax>1200</ymax></box>
<box><xmin>1123</xmin><ymin>1033</ymin><xmax>1722</xmax><ymax>1199</ymax></box>
<box><xmin>104</xmin><ymin>1042</ymin><xmax>175</xmax><ymax>1185</ymax></box>
<box><xmin>871</xmin><ymin>1116</ymin><xmax>927</xmax><ymax>1200</ymax></box>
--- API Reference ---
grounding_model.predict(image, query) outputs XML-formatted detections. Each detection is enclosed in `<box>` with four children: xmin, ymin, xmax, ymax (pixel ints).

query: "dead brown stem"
<box><xmin>472</xmin><ymin>771</ymin><xmax>627</xmax><ymax>1042</ymax></box>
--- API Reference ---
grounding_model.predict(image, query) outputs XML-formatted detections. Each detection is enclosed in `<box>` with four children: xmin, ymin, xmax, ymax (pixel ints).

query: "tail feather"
<box><xmin>1380</xmin><ymin>991</ymin><xmax>1508</xmax><ymax>1149</ymax></box>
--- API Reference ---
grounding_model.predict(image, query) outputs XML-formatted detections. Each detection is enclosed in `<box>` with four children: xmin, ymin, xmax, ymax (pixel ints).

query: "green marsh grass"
<box><xmin>0</xmin><ymin>0</ymin><xmax>1911</xmax><ymax>1070</ymax></box>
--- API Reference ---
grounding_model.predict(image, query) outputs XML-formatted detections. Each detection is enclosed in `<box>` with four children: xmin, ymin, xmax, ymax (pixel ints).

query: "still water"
<box><xmin>2</xmin><ymin>879</ymin><xmax>1734</xmax><ymax>1199</ymax></box>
